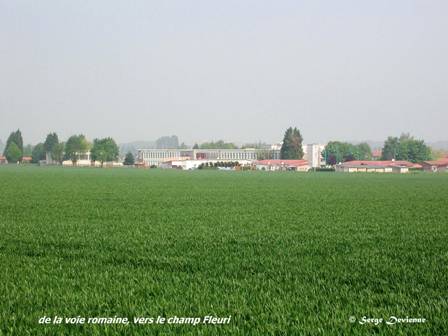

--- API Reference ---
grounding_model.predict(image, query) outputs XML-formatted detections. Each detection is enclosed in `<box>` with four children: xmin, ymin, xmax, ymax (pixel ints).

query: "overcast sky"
<box><xmin>1</xmin><ymin>0</ymin><xmax>447</xmax><ymax>145</ymax></box>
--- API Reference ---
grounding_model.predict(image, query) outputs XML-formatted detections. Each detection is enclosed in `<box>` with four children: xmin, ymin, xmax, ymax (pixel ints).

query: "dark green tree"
<box><xmin>65</xmin><ymin>135</ymin><xmax>89</xmax><ymax>165</ymax></box>
<box><xmin>381</xmin><ymin>134</ymin><xmax>430</xmax><ymax>163</ymax></box>
<box><xmin>123</xmin><ymin>152</ymin><xmax>135</xmax><ymax>165</ymax></box>
<box><xmin>280</xmin><ymin>127</ymin><xmax>304</xmax><ymax>159</ymax></box>
<box><xmin>52</xmin><ymin>142</ymin><xmax>65</xmax><ymax>164</ymax></box>
<box><xmin>90</xmin><ymin>137</ymin><xmax>119</xmax><ymax>167</ymax></box>
<box><xmin>322</xmin><ymin>141</ymin><xmax>372</xmax><ymax>164</ymax></box>
<box><xmin>44</xmin><ymin>133</ymin><xmax>60</xmax><ymax>162</ymax></box>
<box><xmin>44</xmin><ymin>133</ymin><xmax>59</xmax><ymax>152</ymax></box>
<box><xmin>193</xmin><ymin>143</ymin><xmax>199</xmax><ymax>149</ymax></box>
<box><xmin>5</xmin><ymin>142</ymin><xmax>22</xmax><ymax>163</ymax></box>
<box><xmin>322</xmin><ymin>141</ymin><xmax>348</xmax><ymax>164</ymax></box>
<box><xmin>356</xmin><ymin>142</ymin><xmax>372</xmax><ymax>160</ymax></box>
<box><xmin>31</xmin><ymin>143</ymin><xmax>46</xmax><ymax>163</ymax></box>
<box><xmin>381</xmin><ymin>136</ymin><xmax>400</xmax><ymax>160</ymax></box>
<box><xmin>4</xmin><ymin>130</ymin><xmax>23</xmax><ymax>162</ymax></box>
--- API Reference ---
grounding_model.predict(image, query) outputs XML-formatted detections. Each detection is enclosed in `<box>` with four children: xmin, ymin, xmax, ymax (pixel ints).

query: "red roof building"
<box><xmin>336</xmin><ymin>160</ymin><xmax>421</xmax><ymax>173</ymax></box>
<box><xmin>421</xmin><ymin>158</ymin><xmax>448</xmax><ymax>172</ymax></box>
<box><xmin>341</xmin><ymin>160</ymin><xmax>421</xmax><ymax>169</ymax></box>
<box><xmin>0</xmin><ymin>155</ymin><xmax>7</xmax><ymax>164</ymax></box>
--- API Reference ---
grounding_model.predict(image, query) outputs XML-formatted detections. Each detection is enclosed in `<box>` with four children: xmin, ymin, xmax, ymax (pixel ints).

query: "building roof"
<box><xmin>22</xmin><ymin>156</ymin><xmax>32</xmax><ymax>161</ymax></box>
<box><xmin>255</xmin><ymin>159</ymin><xmax>309</xmax><ymax>167</ymax></box>
<box><xmin>422</xmin><ymin>158</ymin><xmax>448</xmax><ymax>167</ymax></box>
<box><xmin>338</xmin><ymin>164</ymin><xmax>408</xmax><ymax>169</ymax></box>
<box><xmin>340</xmin><ymin>160</ymin><xmax>421</xmax><ymax>168</ymax></box>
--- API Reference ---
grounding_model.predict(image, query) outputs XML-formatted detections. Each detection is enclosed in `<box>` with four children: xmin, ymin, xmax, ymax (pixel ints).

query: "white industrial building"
<box><xmin>138</xmin><ymin>148</ymin><xmax>258</xmax><ymax>167</ymax></box>
<box><xmin>137</xmin><ymin>144</ymin><xmax>325</xmax><ymax>168</ymax></box>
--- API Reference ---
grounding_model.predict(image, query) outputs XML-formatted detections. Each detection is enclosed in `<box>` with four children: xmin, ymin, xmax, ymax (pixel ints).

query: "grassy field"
<box><xmin>0</xmin><ymin>166</ymin><xmax>447</xmax><ymax>335</ymax></box>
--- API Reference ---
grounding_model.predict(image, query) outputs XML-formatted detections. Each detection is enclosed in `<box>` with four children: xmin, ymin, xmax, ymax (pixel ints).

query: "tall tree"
<box><xmin>31</xmin><ymin>143</ymin><xmax>46</xmax><ymax>163</ymax></box>
<box><xmin>52</xmin><ymin>142</ymin><xmax>65</xmax><ymax>164</ymax></box>
<box><xmin>123</xmin><ymin>152</ymin><xmax>135</xmax><ymax>165</ymax></box>
<box><xmin>65</xmin><ymin>135</ymin><xmax>89</xmax><ymax>165</ymax></box>
<box><xmin>280</xmin><ymin>127</ymin><xmax>304</xmax><ymax>159</ymax></box>
<box><xmin>322</xmin><ymin>141</ymin><xmax>349</xmax><ymax>164</ymax></box>
<box><xmin>356</xmin><ymin>142</ymin><xmax>372</xmax><ymax>160</ymax></box>
<box><xmin>44</xmin><ymin>133</ymin><xmax>59</xmax><ymax>162</ymax></box>
<box><xmin>3</xmin><ymin>130</ymin><xmax>23</xmax><ymax>162</ymax></box>
<box><xmin>5</xmin><ymin>142</ymin><xmax>22</xmax><ymax>163</ymax></box>
<box><xmin>381</xmin><ymin>134</ymin><xmax>430</xmax><ymax>163</ymax></box>
<box><xmin>90</xmin><ymin>137</ymin><xmax>119</xmax><ymax>167</ymax></box>
<box><xmin>44</xmin><ymin>133</ymin><xmax>59</xmax><ymax>152</ymax></box>
<box><xmin>381</xmin><ymin>136</ymin><xmax>400</xmax><ymax>160</ymax></box>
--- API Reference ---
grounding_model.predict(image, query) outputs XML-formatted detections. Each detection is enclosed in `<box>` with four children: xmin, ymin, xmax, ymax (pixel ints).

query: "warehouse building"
<box><xmin>138</xmin><ymin>148</ymin><xmax>258</xmax><ymax>167</ymax></box>
<box><xmin>421</xmin><ymin>158</ymin><xmax>448</xmax><ymax>172</ymax></box>
<box><xmin>335</xmin><ymin>160</ymin><xmax>420</xmax><ymax>173</ymax></box>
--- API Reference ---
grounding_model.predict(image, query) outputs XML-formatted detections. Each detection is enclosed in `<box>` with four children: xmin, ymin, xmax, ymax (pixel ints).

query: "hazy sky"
<box><xmin>1</xmin><ymin>0</ymin><xmax>447</xmax><ymax>145</ymax></box>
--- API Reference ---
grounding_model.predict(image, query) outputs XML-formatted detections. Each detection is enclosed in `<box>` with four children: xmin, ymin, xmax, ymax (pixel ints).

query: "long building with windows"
<box><xmin>137</xmin><ymin>148</ymin><xmax>259</xmax><ymax>166</ymax></box>
<box><xmin>137</xmin><ymin>144</ymin><xmax>325</xmax><ymax>168</ymax></box>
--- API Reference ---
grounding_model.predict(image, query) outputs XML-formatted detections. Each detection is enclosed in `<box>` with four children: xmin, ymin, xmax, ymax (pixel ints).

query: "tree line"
<box><xmin>2</xmin><ymin>130</ymin><xmax>130</xmax><ymax>166</ymax></box>
<box><xmin>322</xmin><ymin>133</ymin><xmax>432</xmax><ymax>164</ymax></box>
<box><xmin>0</xmin><ymin>127</ymin><xmax>307</xmax><ymax>164</ymax></box>
<box><xmin>2</xmin><ymin>127</ymin><xmax>435</xmax><ymax>166</ymax></box>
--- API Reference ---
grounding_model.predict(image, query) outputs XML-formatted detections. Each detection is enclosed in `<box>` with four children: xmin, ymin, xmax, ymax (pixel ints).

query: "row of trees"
<box><xmin>3</xmin><ymin>130</ymin><xmax>123</xmax><ymax>166</ymax></box>
<box><xmin>322</xmin><ymin>142</ymin><xmax>372</xmax><ymax>165</ymax></box>
<box><xmin>2</xmin><ymin>127</ymin><xmax>306</xmax><ymax>165</ymax></box>
<box><xmin>322</xmin><ymin>133</ymin><xmax>432</xmax><ymax>164</ymax></box>
<box><xmin>381</xmin><ymin>134</ymin><xmax>431</xmax><ymax>163</ymax></box>
<box><xmin>193</xmin><ymin>140</ymin><xmax>238</xmax><ymax>149</ymax></box>
<box><xmin>30</xmin><ymin>133</ymin><xmax>91</xmax><ymax>165</ymax></box>
<box><xmin>5</xmin><ymin>127</ymin><xmax>432</xmax><ymax>167</ymax></box>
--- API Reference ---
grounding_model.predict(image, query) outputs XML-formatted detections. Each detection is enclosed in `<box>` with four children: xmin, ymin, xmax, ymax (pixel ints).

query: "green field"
<box><xmin>0</xmin><ymin>166</ymin><xmax>447</xmax><ymax>335</ymax></box>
